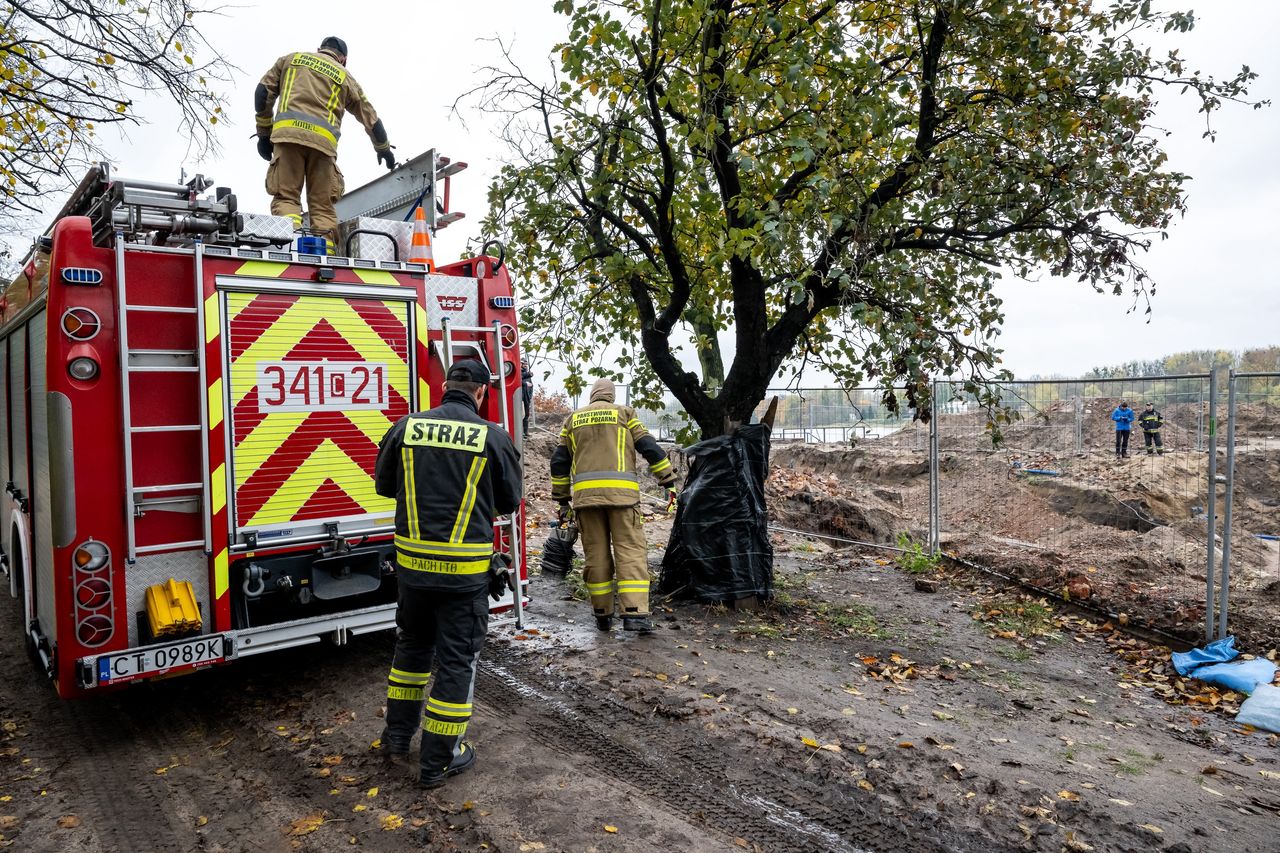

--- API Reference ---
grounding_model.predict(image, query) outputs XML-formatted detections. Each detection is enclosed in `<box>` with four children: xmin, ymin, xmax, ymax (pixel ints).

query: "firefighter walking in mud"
<box><xmin>551</xmin><ymin>378</ymin><xmax>677</xmax><ymax>634</ymax></box>
<box><xmin>254</xmin><ymin>36</ymin><xmax>395</xmax><ymax>247</ymax></box>
<box><xmin>374</xmin><ymin>359</ymin><xmax>522</xmax><ymax>787</ymax></box>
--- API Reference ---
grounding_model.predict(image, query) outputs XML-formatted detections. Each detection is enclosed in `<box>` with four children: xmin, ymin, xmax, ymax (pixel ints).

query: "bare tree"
<box><xmin>0</xmin><ymin>0</ymin><xmax>232</xmax><ymax>220</ymax></box>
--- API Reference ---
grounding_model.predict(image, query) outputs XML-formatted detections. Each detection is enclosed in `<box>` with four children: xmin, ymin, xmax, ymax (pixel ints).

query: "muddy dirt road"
<box><xmin>1</xmin><ymin>546</ymin><xmax>1277</xmax><ymax>852</ymax></box>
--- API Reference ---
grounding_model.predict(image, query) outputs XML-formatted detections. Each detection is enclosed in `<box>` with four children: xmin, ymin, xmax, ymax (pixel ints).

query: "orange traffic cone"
<box><xmin>409</xmin><ymin>206</ymin><xmax>435</xmax><ymax>272</ymax></box>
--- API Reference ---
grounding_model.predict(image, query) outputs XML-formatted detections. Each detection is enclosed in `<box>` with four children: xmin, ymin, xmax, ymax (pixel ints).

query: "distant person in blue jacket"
<box><xmin>1111</xmin><ymin>401</ymin><xmax>1135</xmax><ymax>457</ymax></box>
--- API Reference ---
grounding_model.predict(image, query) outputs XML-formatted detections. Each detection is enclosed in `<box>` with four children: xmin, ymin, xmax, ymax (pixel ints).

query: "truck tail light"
<box><xmin>72</xmin><ymin>540</ymin><xmax>113</xmax><ymax>648</ymax></box>
<box><xmin>68</xmin><ymin>357</ymin><xmax>99</xmax><ymax>381</ymax></box>
<box><xmin>74</xmin><ymin>540</ymin><xmax>109</xmax><ymax>571</ymax></box>
<box><xmin>60</xmin><ymin>307</ymin><xmax>101</xmax><ymax>341</ymax></box>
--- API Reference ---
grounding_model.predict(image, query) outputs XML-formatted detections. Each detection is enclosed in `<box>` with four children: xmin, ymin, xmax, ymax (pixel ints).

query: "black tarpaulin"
<box><xmin>659</xmin><ymin>423</ymin><xmax>773</xmax><ymax>602</ymax></box>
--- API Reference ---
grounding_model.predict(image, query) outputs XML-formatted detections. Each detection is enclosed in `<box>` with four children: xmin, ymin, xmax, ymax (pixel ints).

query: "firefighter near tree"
<box><xmin>0</xmin><ymin>152</ymin><xmax>529</xmax><ymax>698</ymax></box>
<box><xmin>550</xmin><ymin>378</ymin><xmax>677</xmax><ymax>634</ymax></box>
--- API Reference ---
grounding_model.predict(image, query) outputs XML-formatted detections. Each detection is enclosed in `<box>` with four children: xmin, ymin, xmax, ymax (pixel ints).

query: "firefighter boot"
<box><xmin>381</xmin><ymin>695</ymin><xmax>425</xmax><ymax>762</ymax></box>
<box><xmin>595</xmin><ymin>614</ymin><xmax>614</xmax><ymax>632</ymax></box>
<box><xmin>623</xmin><ymin>616</ymin><xmax>655</xmax><ymax>635</ymax></box>
<box><xmin>419</xmin><ymin>741</ymin><xmax>477</xmax><ymax>789</ymax></box>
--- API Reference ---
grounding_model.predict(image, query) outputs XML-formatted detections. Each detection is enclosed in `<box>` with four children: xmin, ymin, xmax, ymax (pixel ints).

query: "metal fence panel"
<box><xmin>933</xmin><ymin>376</ymin><xmax>1215</xmax><ymax>633</ymax></box>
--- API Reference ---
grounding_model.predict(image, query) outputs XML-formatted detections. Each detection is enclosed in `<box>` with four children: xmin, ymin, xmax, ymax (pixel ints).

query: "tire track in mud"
<box><xmin>477</xmin><ymin>649</ymin><xmax>1014</xmax><ymax>853</ymax></box>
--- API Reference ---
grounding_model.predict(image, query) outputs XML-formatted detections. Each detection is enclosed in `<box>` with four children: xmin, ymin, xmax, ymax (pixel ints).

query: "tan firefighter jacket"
<box><xmin>550</xmin><ymin>401</ymin><xmax>676</xmax><ymax>509</ymax></box>
<box><xmin>255</xmin><ymin>48</ymin><xmax>390</xmax><ymax>157</ymax></box>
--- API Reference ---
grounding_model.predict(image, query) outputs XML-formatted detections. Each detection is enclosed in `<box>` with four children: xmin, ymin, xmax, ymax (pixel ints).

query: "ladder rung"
<box><xmin>135</xmin><ymin>541</ymin><xmax>206</xmax><ymax>555</ymax></box>
<box><xmin>125</xmin><ymin>305</ymin><xmax>198</xmax><ymax>314</ymax></box>
<box><xmin>134</xmin><ymin>482</ymin><xmax>204</xmax><ymax>494</ymax></box>
<box><xmin>130</xmin><ymin>425</ymin><xmax>201</xmax><ymax>433</ymax></box>
<box><xmin>127</xmin><ymin>366</ymin><xmax>201</xmax><ymax>373</ymax></box>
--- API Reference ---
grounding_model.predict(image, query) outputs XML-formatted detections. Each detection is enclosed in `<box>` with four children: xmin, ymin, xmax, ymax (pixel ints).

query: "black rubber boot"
<box><xmin>382</xmin><ymin>696</ymin><xmax>424</xmax><ymax>760</ymax></box>
<box><xmin>622</xmin><ymin>616</ymin><xmax>654</xmax><ymax>635</ymax></box>
<box><xmin>595</xmin><ymin>614</ymin><xmax>614</xmax><ymax>632</ymax></box>
<box><xmin>420</xmin><ymin>742</ymin><xmax>477</xmax><ymax>788</ymax></box>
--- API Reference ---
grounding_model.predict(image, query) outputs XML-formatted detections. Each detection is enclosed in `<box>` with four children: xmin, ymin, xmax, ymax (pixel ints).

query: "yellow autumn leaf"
<box><xmin>603</xmin><ymin>825</ymin><xmax>618</xmax><ymax>833</ymax></box>
<box><xmin>857</xmin><ymin>779</ymin><xmax>874</xmax><ymax>791</ymax></box>
<box><xmin>1058</xmin><ymin>790</ymin><xmax>1080</xmax><ymax>801</ymax></box>
<box><xmin>801</xmin><ymin>736</ymin><xmax>819</xmax><ymax>748</ymax></box>
<box><xmin>196</xmin><ymin>816</ymin><xmax>208</xmax><ymax>827</ymax></box>
<box><xmin>352</xmin><ymin>804</ymin><xmax>367</xmax><ymax>813</ymax></box>
<box><xmin>381</xmin><ymin>814</ymin><xmax>404</xmax><ymax>831</ymax></box>
<box><xmin>366</xmin><ymin>787</ymin><xmax>379</xmax><ymax>798</ymax></box>
<box><xmin>288</xmin><ymin>813</ymin><xmax>325</xmax><ymax>836</ymax></box>
<box><xmin>786</xmin><ymin>707</ymin><xmax>798</xmax><ymax>715</ymax></box>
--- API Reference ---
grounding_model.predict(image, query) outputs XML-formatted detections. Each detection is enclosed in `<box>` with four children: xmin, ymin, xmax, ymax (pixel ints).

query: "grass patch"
<box><xmin>812</xmin><ymin>602</ymin><xmax>890</xmax><ymax>639</ymax></box>
<box><xmin>996</xmin><ymin>646</ymin><xmax>1034</xmax><ymax>663</ymax></box>
<box><xmin>894</xmin><ymin>532</ymin><xmax>940</xmax><ymax>574</ymax></box>
<box><xmin>978</xmin><ymin>596</ymin><xmax>1061</xmax><ymax>641</ymax></box>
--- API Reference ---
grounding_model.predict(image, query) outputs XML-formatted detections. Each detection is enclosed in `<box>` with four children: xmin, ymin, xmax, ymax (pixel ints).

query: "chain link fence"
<box><xmin>541</xmin><ymin>372</ymin><xmax>1273</xmax><ymax>642</ymax></box>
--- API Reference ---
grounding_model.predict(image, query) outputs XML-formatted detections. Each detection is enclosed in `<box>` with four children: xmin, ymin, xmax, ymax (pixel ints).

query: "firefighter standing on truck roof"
<box><xmin>550</xmin><ymin>378</ymin><xmax>677</xmax><ymax>635</ymax></box>
<box><xmin>374</xmin><ymin>359</ymin><xmax>522</xmax><ymax>788</ymax></box>
<box><xmin>254</xmin><ymin>36</ymin><xmax>395</xmax><ymax>248</ymax></box>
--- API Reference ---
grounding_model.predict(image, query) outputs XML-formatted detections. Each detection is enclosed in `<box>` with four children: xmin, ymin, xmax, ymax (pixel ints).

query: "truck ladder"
<box><xmin>114</xmin><ymin>236</ymin><xmax>213</xmax><ymax>561</ymax></box>
<box><xmin>440</xmin><ymin>318</ymin><xmax>525</xmax><ymax>628</ymax></box>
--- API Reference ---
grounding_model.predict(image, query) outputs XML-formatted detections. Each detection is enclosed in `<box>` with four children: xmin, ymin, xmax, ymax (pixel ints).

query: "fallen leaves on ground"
<box><xmin>381</xmin><ymin>814</ymin><xmax>404</xmax><ymax>831</ymax></box>
<box><xmin>56</xmin><ymin>815</ymin><xmax>81</xmax><ymax>829</ymax></box>
<box><xmin>603</xmin><ymin>824</ymin><xmax>618</xmax><ymax>833</ymax></box>
<box><xmin>288</xmin><ymin>813</ymin><xmax>325</xmax><ymax>836</ymax></box>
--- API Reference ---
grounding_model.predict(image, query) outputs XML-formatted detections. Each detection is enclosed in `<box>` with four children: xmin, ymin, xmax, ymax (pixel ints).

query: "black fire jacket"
<box><xmin>375</xmin><ymin>390</ymin><xmax>522</xmax><ymax>590</ymax></box>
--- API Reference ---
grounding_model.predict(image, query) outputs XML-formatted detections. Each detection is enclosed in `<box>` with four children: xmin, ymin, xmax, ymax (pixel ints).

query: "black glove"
<box><xmin>256</xmin><ymin>136</ymin><xmax>273</xmax><ymax>161</ymax></box>
<box><xmin>377</xmin><ymin>147</ymin><xmax>396</xmax><ymax>170</ymax></box>
<box><xmin>488</xmin><ymin>553</ymin><xmax>515</xmax><ymax>601</ymax></box>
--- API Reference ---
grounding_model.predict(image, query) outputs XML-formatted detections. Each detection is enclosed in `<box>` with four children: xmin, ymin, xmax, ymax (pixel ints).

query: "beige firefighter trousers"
<box><xmin>576</xmin><ymin>506</ymin><xmax>650</xmax><ymax>617</ymax></box>
<box><xmin>265</xmin><ymin>142</ymin><xmax>345</xmax><ymax>242</ymax></box>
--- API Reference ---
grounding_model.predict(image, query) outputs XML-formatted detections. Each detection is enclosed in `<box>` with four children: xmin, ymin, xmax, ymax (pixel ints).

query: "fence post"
<box><xmin>1204</xmin><ymin>369</ymin><xmax>1219</xmax><ymax>643</ymax></box>
<box><xmin>929</xmin><ymin>381</ymin><xmax>940</xmax><ymax>555</ymax></box>
<box><xmin>1073</xmin><ymin>395</ymin><xmax>1084</xmax><ymax>456</ymax></box>
<box><xmin>1217</xmin><ymin>370</ymin><xmax>1237</xmax><ymax>640</ymax></box>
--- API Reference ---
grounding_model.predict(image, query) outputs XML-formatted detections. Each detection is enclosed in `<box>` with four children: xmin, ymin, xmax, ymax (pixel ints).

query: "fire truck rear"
<box><xmin>0</xmin><ymin>152</ymin><xmax>528</xmax><ymax>697</ymax></box>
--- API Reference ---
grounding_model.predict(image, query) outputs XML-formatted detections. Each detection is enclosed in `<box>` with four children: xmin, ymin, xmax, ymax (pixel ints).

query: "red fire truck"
<box><xmin>0</xmin><ymin>153</ymin><xmax>528</xmax><ymax>697</ymax></box>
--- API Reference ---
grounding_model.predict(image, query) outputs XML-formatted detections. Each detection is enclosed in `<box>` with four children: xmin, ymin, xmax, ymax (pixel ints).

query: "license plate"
<box><xmin>97</xmin><ymin>635</ymin><xmax>225</xmax><ymax>684</ymax></box>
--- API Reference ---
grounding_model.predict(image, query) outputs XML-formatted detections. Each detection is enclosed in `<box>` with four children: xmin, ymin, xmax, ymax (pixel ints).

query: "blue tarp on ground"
<box><xmin>1170</xmin><ymin>634</ymin><xmax>1277</xmax><ymax>698</ymax></box>
<box><xmin>1171</xmin><ymin>636</ymin><xmax>1238</xmax><ymax>675</ymax></box>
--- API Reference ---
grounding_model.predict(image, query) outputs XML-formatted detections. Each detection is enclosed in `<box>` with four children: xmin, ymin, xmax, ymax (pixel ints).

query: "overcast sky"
<box><xmin>54</xmin><ymin>1</ymin><xmax>1280</xmax><ymax>382</ymax></box>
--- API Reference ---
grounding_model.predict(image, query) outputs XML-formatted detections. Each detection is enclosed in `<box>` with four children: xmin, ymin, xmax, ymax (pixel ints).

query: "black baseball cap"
<box><xmin>447</xmin><ymin>359</ymin><xmax>490</xmax><ymax>384</ymax></box>
<box><xmin>320</xmin><ymin>36</ymin><xmax>348</xmax><ymax>57</ymax></box>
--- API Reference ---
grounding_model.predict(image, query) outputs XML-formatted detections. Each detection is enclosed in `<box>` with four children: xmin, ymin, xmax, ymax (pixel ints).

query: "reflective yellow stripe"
<box><xmin>426</xmin><ymin>697</ymin><xmax>472</xmax><ymax>716</ymax></box>
<box><xmin>585</xmin><ymin>580</ymin><xmax>616</xmax><ymax>594</ymax></box>
<box><xmin>450</xmin><ymin>457</ymin><xmax>487</xmax><ymax>543</ymax></box>
<box><xmin>626</xmin><ymin>418</ymin><xmax>641</xmax><ymax>429</ymax></box>
<box><xmin>650</xmin><ymin>457</ymin><xmax>672</xmax><ymax>474</ymax></box>
<box><xmin>279</xmin><ymin>65</ymin><xmax>297</xmax><ymax>111</ymax></box>
<box><xmin>389</xmin><ymin>668</ymin><xmax>431</xmax><ymax>685</ymax></box>
<box><xmin>616</xmin><ymin>580</ymin><xmax>650</xmax><ymax>588</ymax></box>
<box><xmin>272</xmin><ymin>118</ymin><xmax>338</xmax><ymax>144</ymax></box>
<box><xmin>550</xmin><ymin>476</ymin><xmax>570</xmax><ymax>486</ymax></box>
<box><xmin>402</xmin><ymin>448</ymin><xmax>420</xmax><ymax>539</ymax></box>
<box><xmin>616</xmin><ymin>423</ymin><xmax>625</xmax><ymax>471</ymax></box>
<box><xmin>388</xmin><ymin>685</ymin><xmax>424</xmax><ymax>701</ymax></box>
<box><xmin>395</xmin><ymin>535</ymin><xmax>491</xmax><ymax>556</ymax></box>
<box><xmin>424</xmin><ymin>718</ymin><xmax>468</xmax><ymax>736</ymax></box>
<box><xmin>572</xmin><ymin>478</ymin><xmax>641</xmax><ymax>493</ymax></box>
<box><xmin>326</xmin><ymin>81</ymin><xmax>341</xmax><ymax>125</ymax></box>
<box><xmin>397</xmin><ymin>553</ymin><xmax>490</xmax><ymax>575</ymax></box>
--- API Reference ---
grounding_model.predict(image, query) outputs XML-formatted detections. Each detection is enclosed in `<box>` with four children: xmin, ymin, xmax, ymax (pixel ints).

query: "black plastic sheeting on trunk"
<box><xmin>659</xmin><ymin>423</ymin><xmax>773</xmax><ymax>603</ymax></box>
